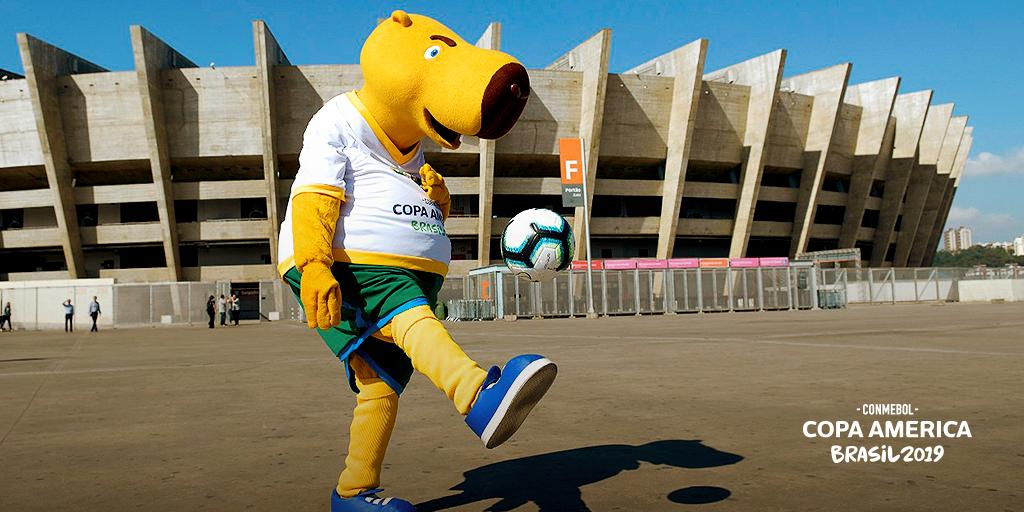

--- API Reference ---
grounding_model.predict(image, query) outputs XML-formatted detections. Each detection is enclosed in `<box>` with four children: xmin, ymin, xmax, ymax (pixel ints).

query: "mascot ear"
<box><xmin>390</xmin><ymin>10</ymin><xmax>413</xmax><ymax>27</ymax></box>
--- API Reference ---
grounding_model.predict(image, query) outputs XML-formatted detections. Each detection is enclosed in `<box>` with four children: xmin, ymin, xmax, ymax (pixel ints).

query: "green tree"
<box><xmin>933</xmin><ymin>246</ymin><xmax>1024</xmax><ymax>267</ymax></box>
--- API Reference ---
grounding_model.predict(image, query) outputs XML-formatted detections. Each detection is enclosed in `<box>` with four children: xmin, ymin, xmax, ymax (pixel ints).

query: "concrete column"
<box><xmin>704</xmin><ymin>50</ymin><xmax>786</xmax><ymax>258</ymax></box>
<box><xmin>17</xmin><ymin>34</ymin><xmax>106</xmax><ymax>278</ymax></box>
<box><xmin>784</xmin><ymin>63</ymin><xmax>852</xmax><ymax>256</ymax></box>
<box><xmin>949</xmin><ymin>129</ymin><xmax>971</xmax><ymax>190</ymax></box>
<box><xmin>253</xmin><ymin>20</ymin><xmax>290</xmax><ymax>268</ymax></box>
<box><xmin>908</xmin><ymin>115</ymin><xmax>967</xmax><ymax>266</ymax></box>
<box><xmin>870</xmin><ymin>90</ymin><xmax>932</xmax><ymax>267</ymax></box>
<box><xmin>547</xmin><ymin>30</ymin><xmax>612</xmax><ymax>258</ymax></box>
<box><xmin>893</xmin><ymin>103</ymin><xmax>953</xmax><ymax>267</ymax></box>
<box><xmin>923</xmin><ymin>126</ymin><xmax>972</xmax><ymax>266</ymax></box>
<box><xmin>475</xmin><ymin>22</ymin><xmax>500</xmax><ymax>266</ymax></box>
<box><xmin>131</xmin><ymin>26</ymin><xmax>195</xmax><ymax>281</ymax></box>
<box><xmin>837</xmin><ymin>77</ymin><xmax>900</xmax><ymax>250</ymax></box>
<box><xmin>626</xmin><ymin>39</ymin><xmax>708</xmax><ymax>259</ymax></box>
<box><xmin>922</xmin><ymin>173</ymin><xmax>956</xmax><ymax>265</ymax></box>
<box><xmin>892</xmin><ymin>168</ymin><xmax>933</xmax><ymax>266</ymax></box>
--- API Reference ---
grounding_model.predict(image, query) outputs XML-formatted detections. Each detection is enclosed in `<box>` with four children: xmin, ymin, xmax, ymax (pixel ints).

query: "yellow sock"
<box><xmin>336</xmin><ymin>355</ymin><xmax>398</xmax><ymax>498</ymax></box>
<box><xmin>390</xmin><ymin>305</ymin><xmax>488</xmax><ymax>414</ymax></box>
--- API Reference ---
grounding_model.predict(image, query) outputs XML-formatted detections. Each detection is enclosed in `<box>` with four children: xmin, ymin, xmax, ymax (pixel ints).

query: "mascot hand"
<box><xmin>291</xmin><ymin>191</ymin><xmax>343</xmax><ymax>329</ymax></box>
<box><xmin>300</xmin><ymin>263</ymin><xmax>341</xmax><ymax>329</ymax></box>
<box><xmin>420</xmin><ymin>164</ymin><xmax>451</xmax><ymax>219</ymax></box>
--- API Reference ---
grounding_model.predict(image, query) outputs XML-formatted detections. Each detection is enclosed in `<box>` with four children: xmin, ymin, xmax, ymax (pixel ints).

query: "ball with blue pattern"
<box><xmin>500</xmin><ymin>208</ymin><xmax>575</xmax><ymax>282</ymax></box>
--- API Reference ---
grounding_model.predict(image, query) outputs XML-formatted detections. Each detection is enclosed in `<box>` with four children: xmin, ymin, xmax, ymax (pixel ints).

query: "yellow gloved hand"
<box><xmin>292</xmin><ymin>192</ymin><xmax>343</xmax><ymax>329</ymax></box>
<box><xmin>299</xmin><ymin>263</ymin><xmax>341</xmax><ymax>329</ymax></box>
<box><xmin>419</xmin><ymin>164</ymin><xmax>451</xmax><ymax>220</ymax></box>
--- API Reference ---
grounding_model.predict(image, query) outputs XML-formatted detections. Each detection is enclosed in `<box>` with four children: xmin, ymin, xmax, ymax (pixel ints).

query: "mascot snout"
<box><xmin>478</xmin><ymin>61</ymin><xmax>530</xmax><ymax>139</ymax></box>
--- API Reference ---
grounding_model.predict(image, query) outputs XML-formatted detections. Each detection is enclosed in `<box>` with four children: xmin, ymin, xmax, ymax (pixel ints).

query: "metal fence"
<box><xmin>113</xmin><ymin>280</ymin><xmax>303</xmax><ymax>328</ymax></box>
<box><xmin>0</xmin><ymin>279</ymin><xmax>302</xmax><ymax>331</ymax></box>
<box><xmin>451</xmin><ymin>265</ymin><xmax>1019</xmax><ymax>320</ymax></box>
<box><xmin>834</xmin><ymin>267</ymin><xmax>967</xmax><ymax>304</ymax></box>
<box><xmin>447</xmin><ymin>300</ymin><xmax>497</xmax><ymax>321</ymax></box>
<box><xmin>458</xmin><ymin>265</ymin><xmax>829</xmax><ymax>319</ymax></box>
<box><xmin>960</xmin><ymin>266</ymin><xmax>1023</xmax><ymax>280</ymax></box>
<box><xmin>1</xmin><ymin>265</ymin><xmax>1018</xmax><ymax>330</ymax></box>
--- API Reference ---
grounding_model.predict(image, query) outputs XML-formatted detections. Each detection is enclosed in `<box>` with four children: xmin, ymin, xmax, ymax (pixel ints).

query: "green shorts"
<box><xmin>284</xmin><ymin>263</ymin><xmax>444</xmax><ymax>395</ymax></box>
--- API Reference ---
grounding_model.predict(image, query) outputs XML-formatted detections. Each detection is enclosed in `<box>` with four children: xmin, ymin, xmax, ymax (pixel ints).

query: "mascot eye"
<box><xmin>424</xmin><ymin>45</ymin><xmax>442</xmax><ymax>60</ymax></box>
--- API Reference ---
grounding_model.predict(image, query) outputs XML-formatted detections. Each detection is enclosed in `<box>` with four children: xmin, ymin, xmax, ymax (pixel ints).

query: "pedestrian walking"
<box><xmin>0</xmin><ymin>302</ymin><xmax>11</xmax><ymax>332</ymax></box>
<box><xmin>218</xmin><ymin>294</ymin><xmax>227</xmax><ymax>326</ymax></box>
<box><xmin>63</xmin><ymin>299</ymin><xmax>74</xmax><ymax>332</ymax></box>
<box><xmin>206</xmin><ymin>295</ymin><xmax>216</xmax><ymax>329</ymax></box>
<box><xmin>230</xmin><ymin>293</ymin><xmax>240</xmax><ymax>325</ymax></box>
<box><xmin>89</xmin><ymin>296</ymin><xmax>101</xmax><ymax>332</ymax></box>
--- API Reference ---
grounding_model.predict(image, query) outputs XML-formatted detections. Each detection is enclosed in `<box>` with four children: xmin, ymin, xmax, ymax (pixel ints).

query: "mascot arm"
<box><xmin>292</xmin><ymin>191</ymin><xmax>343</xmax><ymax>329</ymax></box>
<box><xmin>419</xmin><ymin>164</ymin><xmax>451</xmax><ymax>220</ymax></box>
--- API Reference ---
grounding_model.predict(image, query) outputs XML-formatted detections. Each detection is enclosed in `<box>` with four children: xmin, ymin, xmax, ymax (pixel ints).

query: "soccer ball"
<box><xmin>500</xmin><ymin>208</ymin><xmax>575</xmax><ymax>281</ymax></box>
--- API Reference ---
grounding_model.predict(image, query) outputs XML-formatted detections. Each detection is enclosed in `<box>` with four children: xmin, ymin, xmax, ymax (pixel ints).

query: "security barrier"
<box><xmin>0</xmin><ymin>279</ymin><xmax>302</xmax><ymax>331</ymax></box>
<box><xmin>447</xmin><ymin>300</ymin><xmax>497</xmax><ymax>321</ymax></box>
<box><xmin>834</xmin><ymin>268</ymin><xmax>966</xmax><ymax>304</ymax></box>
<box><xmin>451</xmin><ymin>262</ymin><xmax>1007</xmax><ymax>320</ymax></box>
<box><xmin>0</xmin><ymin>264</ymin><xmax>1014</xmax><ymax>329</ymax></box>
<box><xmin>458</xmin><ymin>261</ymin><xmax>845</xmax><ymax>320</ymax></box>
<box><xmin>962</xmin><ymin>266</ymin><xmax>1022</xmax><ymax>280</ymax></box>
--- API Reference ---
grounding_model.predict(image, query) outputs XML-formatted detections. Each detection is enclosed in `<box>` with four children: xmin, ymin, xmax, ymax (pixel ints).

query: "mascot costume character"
<box><xmin>278</xmin><ymin>10</ymin><xmax>556</xmax><ymax>511</ymax></box>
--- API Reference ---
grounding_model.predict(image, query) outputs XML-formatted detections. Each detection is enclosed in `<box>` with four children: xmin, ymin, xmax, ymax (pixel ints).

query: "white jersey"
<box><xmin>278</xmin><ymin>92</ymin><xmax>451</xmax><ymax>277</ymax></box>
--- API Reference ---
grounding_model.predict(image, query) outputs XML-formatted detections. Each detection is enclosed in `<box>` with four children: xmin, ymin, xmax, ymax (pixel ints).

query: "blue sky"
<box><xmin>2</xmin><ymin>0</ymin><xmax>1021</xmax><ymax>242</ymax></box>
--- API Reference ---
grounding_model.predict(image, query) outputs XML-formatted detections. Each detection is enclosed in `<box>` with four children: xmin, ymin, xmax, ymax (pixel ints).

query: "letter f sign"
<box><xmin>564</xmin><ymin>160</ymin><xmax>579</xmax><ymax>181</ymax></box>
<box><xmin>559</xmin><ymin>138</ymin><xmax>584</xmax><ymax>185</ymax></box>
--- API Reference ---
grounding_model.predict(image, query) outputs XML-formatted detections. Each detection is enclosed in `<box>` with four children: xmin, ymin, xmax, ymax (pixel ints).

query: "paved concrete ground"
<box><xmin>0</xmin><ymin>303</ymin><xmax>1021</xmax><ymax>511</ymax></box>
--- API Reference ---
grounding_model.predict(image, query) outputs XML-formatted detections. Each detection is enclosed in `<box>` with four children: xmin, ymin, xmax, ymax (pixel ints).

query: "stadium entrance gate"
<box><xmin>230</xmin><ymin>282</ymin><xmax>261</xmax><ymax>321</ymax></box>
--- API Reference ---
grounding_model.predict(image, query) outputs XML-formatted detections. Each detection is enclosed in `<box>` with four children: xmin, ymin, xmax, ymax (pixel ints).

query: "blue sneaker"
<box><xmin>331</xmin><ymin>489</ymin><xmax>415</xmax><ymax>512</ymax></box>
<box><xmin>465</xmin><ymin>354</ymin><xmax>557</xmax><ymax>449</ymax></box>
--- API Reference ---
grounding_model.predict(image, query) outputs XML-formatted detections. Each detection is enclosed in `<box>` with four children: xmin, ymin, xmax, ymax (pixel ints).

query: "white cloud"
<box><xmin>964</xmin><ymin>147</ymin><xmax>1024</xmax><ymax>177</ymax></box>
<box><xmin>945</xmin><ymin>206</ymin><xmax>1020</xmax><ymax>243</ymax></box>
<box><xmin>947</xmin><ymin>206</ymin><xmax>1014</xmax><ymax>226</ymax></box>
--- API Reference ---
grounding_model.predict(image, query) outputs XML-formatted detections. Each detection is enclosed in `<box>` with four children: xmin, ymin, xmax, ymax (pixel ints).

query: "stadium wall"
<box><xmin>0</xmin><ymin>22</ymin><xmax>972</xmax><ymax>283</ymax></box>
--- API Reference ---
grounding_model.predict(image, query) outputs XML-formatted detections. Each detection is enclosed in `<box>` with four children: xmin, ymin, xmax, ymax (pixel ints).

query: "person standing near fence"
<box><xmin>63</xmin><ymin>299</ymin><xmax>74</xmax><ymax>332</ymax></box>
<box><xmin>0</xmin><ymin>302</ymin><xmax>11</xmax><ymax>332</ymax></box>
<box><xmin>206</xmin><ymin>296</ymin><xmax>216</xmax><ymax>329</ymax></box>
<box><xmin>230</xmin><ymin>293</ymin><xmax>240</xmax><ymax>325</ymax></box>
<box><xmin>89</xmin><ymin>296</ymin><xmax>101</xmax><ymax>332</ymax></box>
<box><xmin>218</xmin><ymin>294</ymin><xmax>227</xmax><ymax>326</ymax></box>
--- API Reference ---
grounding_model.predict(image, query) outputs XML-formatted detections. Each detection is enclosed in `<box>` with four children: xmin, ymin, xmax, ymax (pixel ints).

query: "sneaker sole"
<box><xmin>481</xmin><ymin>358</ymin><xmax>557</xmax><ymax>449</ymax></box>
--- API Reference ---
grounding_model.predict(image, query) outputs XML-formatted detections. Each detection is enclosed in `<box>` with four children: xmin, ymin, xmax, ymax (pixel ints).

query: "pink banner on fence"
<box><xmin>668</xmin><ymin>258</ymin><xmax>700</xmax><ymax>269</ymax></box>
<box><xmin>758</xmin><ymin>257</ymin><xmax>790</xmax><ymax>267</ymax></box>
<box><xmin>729</xmin><ymin>257</ymin><xmax>759</xmax><ymax>268</ymax></box>
<box><xmin>636</xmin><ymin>259</ymin><xmax>668</xmax><ymax>269</ymax></box>
<box><xmin>603</xmin><ymin>259</ymin><xmax>638</xmax><ymax>270</ymax></box>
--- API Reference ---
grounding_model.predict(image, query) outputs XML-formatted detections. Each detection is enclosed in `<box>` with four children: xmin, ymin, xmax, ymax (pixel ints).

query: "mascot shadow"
<box><xmin>417</xmin><ymin>439</ymin><xmax>743</xmax><ymax>512</ymax></box>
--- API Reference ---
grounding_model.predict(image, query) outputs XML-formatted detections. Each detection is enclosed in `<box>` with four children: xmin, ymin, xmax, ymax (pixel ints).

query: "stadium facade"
<box><xmin>0</xmin><ymin>23</ymin><xmax>972</xmax><ymax>282</ymax></box>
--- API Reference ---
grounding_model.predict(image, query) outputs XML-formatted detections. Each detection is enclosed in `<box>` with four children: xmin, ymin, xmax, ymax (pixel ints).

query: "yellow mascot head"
<box><xmin>357</xmin><ymin>10</ymin><xmax>530</xmax><ymax>151</ymax></box>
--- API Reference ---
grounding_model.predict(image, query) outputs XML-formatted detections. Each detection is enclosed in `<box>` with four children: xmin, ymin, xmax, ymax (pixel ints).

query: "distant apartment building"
<box><xmin>943</xmin><ymin>226</ymin><xmax>973</xmax><ymax>252</ymax></box>
<box><xmin>982</xmin><ymin>242</ymin><xmax>1013</xmax><ymax>252</ymax></box>
<box><xmin>1014</xmin><ymin>236</ymin><xmax>1024</xmax><ymax>257</ymax></box>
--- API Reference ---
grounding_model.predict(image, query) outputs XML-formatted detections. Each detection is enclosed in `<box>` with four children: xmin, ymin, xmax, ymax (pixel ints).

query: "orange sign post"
<box><xmin>559</xmin><ymin>138</ymin><xmax>595</xmax><ymax>316</ymax></box>
<box><xmin>559</xmin><ymin>138</ymin><xmax>585</xmax><ymax>207</ymax></box>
